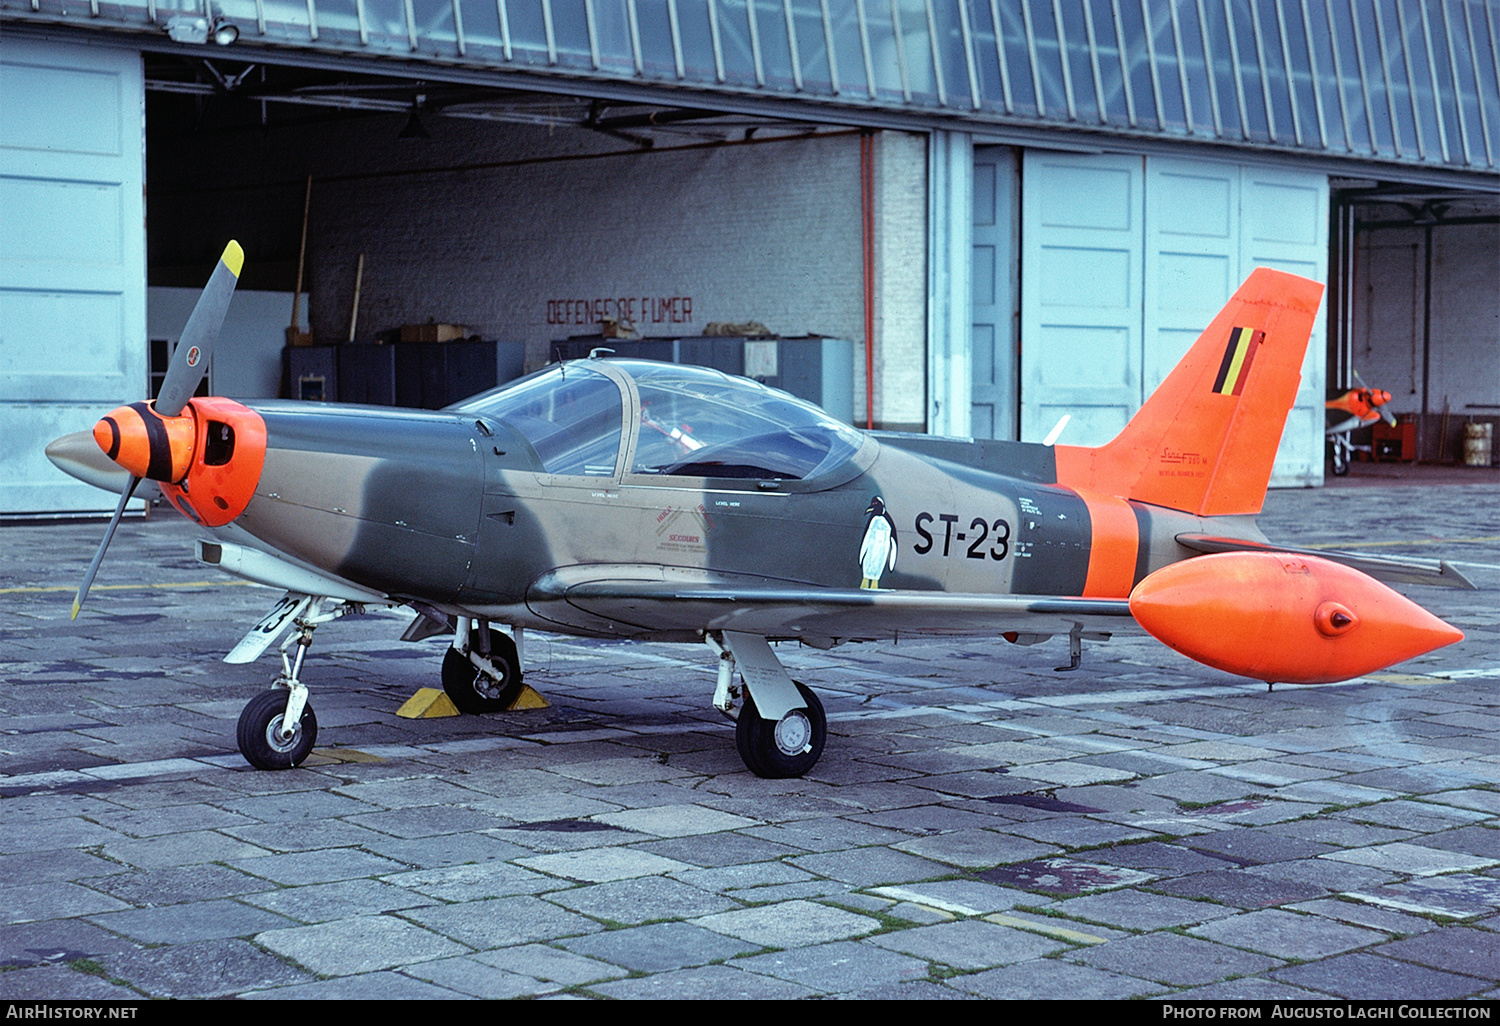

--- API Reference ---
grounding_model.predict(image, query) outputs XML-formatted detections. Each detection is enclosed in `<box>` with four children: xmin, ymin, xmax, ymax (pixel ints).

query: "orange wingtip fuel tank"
<box><xmin>1129</xmin><ymin>552</ymin><xmax>1463</xmax><ymax>684</ymax></box>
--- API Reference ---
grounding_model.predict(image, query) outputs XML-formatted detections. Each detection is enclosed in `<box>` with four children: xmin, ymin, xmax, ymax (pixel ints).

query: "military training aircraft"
<box><xmin>47</xmin><ymin>242</ymin><xmax>1469</xmax><ymax>777</ymax></box>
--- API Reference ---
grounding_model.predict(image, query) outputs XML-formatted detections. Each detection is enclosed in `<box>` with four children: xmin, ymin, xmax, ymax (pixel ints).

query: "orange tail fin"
<box><xmin>1054</xmin><ymin>268</ymin><xmax>1324</xmax><ymax>517</ymax></box>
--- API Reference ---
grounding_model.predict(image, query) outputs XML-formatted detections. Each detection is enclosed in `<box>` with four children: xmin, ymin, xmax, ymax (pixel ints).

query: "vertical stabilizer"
<box><xmin>1054</xmin><ymin>268</ymin><xmax>1323</xmax><ymax>516</ymax></box>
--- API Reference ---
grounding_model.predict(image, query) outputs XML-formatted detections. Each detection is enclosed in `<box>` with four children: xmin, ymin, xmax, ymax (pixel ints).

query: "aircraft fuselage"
<box><xmin>231</xmin><ymin>401</ymin><xmax>1247</xmax><ymax>641</ymax></box>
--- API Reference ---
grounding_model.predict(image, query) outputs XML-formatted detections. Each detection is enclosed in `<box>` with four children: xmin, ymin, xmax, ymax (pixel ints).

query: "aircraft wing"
<box><xmin>529</xmin><ymin>568</ymin><xmax>1134</xmax><ymax>640</ymax></box>
<box><xmin>1175</xmin><ymin>534</ymin><xmax>1477</xmax><ymax>590</ymax></box>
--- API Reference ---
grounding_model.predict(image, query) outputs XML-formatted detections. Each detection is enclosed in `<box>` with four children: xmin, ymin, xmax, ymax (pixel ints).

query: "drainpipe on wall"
<box><xmin>862</xmin><ymin>129</ymin><xmax>875</xmax><ymax>430</ymax></box>
<box><xmin>1420</xmin><ymin>222</ymin><xmax>1433</xmax><ymax>461</ymax></box>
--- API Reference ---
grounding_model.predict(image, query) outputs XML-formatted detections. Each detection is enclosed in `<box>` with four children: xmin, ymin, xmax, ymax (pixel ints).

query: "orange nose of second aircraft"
<box><xmin>93</xmin><ymin>401</ymin><xmax>196</xmax><ymax>484</ymax></box>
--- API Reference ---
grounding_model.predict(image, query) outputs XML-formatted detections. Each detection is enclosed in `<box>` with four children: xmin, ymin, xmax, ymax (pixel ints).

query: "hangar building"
<box><xmin>1</xmin><ymin>0</ymin><xmax>1496</xmax><ymax>515</ymax></box>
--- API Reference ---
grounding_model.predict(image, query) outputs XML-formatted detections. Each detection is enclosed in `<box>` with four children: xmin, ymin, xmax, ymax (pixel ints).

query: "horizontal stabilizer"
<box><xmin>1175</xmin><ymin>534</ymin><xmax>1477</xmax><ymax>590</ymax></box>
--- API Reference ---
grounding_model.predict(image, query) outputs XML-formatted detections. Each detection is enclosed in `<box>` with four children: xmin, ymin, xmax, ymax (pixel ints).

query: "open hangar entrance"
<box><xmin>142</xmin><ymin>51</ymin><xmax>927</xmax><ymax>427</ymax></box>
<box><xmin>1330</xmin><ymin>180</ymin><xmax>1500</xmax><ymax>465</ymax></box>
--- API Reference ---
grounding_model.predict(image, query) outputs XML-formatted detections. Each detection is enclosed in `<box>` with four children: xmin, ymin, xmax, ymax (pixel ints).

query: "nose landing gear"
<box><xmin>237</xmin><ymin>688</ymin><xmax>317</xmax><ymax>770</ymax></box>
<box><xmin>232</xmin><ymin>595</ymin><xmax>360</xmax><ymax>770</ymax></box>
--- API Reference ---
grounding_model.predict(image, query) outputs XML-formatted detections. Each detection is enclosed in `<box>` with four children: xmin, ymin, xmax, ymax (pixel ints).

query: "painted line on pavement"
<box><xmin>1302</xmin><ymin>535</ymin><xmax>1500</xmax><ymax>550</ymax></box>
<box><xmin>0</xmin><ymin>580</ymin><xmax>256</xmax><ymax>595</ymax></box>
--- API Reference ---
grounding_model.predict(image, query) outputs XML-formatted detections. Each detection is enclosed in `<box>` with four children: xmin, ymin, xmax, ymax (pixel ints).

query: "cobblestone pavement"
<box><xmin>2</xmin><ymin>481</ymin><xmax>1499</xmax><ymax>1000</ymax></box>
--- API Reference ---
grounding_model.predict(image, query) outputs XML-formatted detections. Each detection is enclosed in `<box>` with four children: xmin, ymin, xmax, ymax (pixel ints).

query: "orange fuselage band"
<box><xmin>1077</xmin><ymin>491</ymin><xmax>1139</xmax><ymax>598</ymax></box>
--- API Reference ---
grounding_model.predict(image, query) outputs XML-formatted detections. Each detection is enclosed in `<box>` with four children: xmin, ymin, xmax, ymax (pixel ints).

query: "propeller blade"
<box><xmin>155</xmin><ymin>241</ymin><xmax>244</xmax><ymax>417</ymax></box>
<box><xmin>72</xmin><ymin>476</ymin><xmax>141</xmax><ymax>620</ymax></box>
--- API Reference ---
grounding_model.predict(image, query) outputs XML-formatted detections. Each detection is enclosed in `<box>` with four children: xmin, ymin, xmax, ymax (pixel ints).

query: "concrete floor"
<box><xmin>1</xmin><ymin>480</ymin><xmax>1498</xmax><ymax>999</ymax></box>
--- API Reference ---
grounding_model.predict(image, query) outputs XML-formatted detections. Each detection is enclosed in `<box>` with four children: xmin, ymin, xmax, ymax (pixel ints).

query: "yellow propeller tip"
<box><xmin>70</xmin><ymin>599</ymin><xmax>81</xmax><ymax>621</ymax></box>
<box><xmin>222</xmin><ymin>240</ymin><xmax>244</xmax><ymax>279</ymax></box>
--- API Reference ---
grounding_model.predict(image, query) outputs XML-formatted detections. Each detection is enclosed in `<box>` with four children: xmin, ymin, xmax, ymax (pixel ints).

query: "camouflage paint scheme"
<box><xmin>226</xmin><ymin>358</ymin><xmax>1243</xmax><ymax>649</ymax></box>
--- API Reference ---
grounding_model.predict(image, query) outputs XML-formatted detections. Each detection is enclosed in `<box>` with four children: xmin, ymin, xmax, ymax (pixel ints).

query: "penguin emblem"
<box><xmin>859</xmin><ymin>495</ymin><xmax>898</xmax><ymax>590</ymax></box>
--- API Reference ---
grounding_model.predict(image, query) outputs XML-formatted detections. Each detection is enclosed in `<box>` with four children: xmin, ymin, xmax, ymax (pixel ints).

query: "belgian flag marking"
<box><xmin>1212</xmin><ymin>326</ymin><xmax>1264</xmax><ymax>396</ymax></box>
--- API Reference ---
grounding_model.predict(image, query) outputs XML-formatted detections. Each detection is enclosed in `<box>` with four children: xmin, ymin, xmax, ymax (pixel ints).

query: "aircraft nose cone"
<box><xmin>46</xmin><ymin>430</ymin><xmax>135</xmax><ymax>493</ymax></box>
<box><xmin>94</xmin><ymin>405</ymin><xmax>149</xmax><ymax>478</ymax></box>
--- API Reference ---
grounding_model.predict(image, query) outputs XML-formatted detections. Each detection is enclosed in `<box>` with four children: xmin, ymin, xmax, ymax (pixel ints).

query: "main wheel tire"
<box><xmin>735</xmin><ymin>681</ymin><xmax>826</xmax><ymax>779</ymax></box>
<box><xmin>442</xmin><ymin>627</ymin><xmax>524</xmax><ymax>713</ymax></box>
<box><xmin>237</xmin><ymin>690</ymin><xmax>317</xmax><ymax>770</ymax></box>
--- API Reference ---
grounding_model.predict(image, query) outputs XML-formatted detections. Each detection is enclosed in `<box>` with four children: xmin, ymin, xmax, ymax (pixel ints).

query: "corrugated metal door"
<box><xmin>1023</xmin><ymin>151</ymin><xmax>1326</xmax><ymax>484</ymax></box>
<box><xmin>1145</xmin><ymin>157</ymin><xmax>1327</xmax><ymax>487</ymax></box>
<box><xmin>0</xmin><ymin>37</ymin><xmax>146</xmax><ymax>514</ymax></box>
<box><xmin>1239</xmin><ymin>166</ymin><xmax>1328</xmax><ymax>487</ymax></box>
<box><xmin>1020</xmin><ymin>151</ymin><xmax>1144</xmax><ymax>446</ymax></box>
<box><xmin>1143</xmin><ymin>158</ymin><xmax>1242</xmax><ymax>396</ymax></box>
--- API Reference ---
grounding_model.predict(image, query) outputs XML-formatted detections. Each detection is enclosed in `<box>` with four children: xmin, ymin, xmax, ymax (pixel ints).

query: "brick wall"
<box><xmin>290</xmin><ymin>117</ymin><xmax>927</xmax><ymax>425</ymax></box>
<box><xmin>869</xmin><ymin>130</ymin><xmax>927</xmax><ymax>431</ymax></box>
<box><xmin>149</xmin><ymin>107</ymin><xmax>930</xmax><ymax>425</ymax></box>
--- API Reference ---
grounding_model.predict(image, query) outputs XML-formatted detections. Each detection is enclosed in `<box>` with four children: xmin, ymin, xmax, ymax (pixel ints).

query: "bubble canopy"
<box><xmin>453</xmin><ymin>359</ymin><xmax>865</xmax><ymax>482</ymax></box>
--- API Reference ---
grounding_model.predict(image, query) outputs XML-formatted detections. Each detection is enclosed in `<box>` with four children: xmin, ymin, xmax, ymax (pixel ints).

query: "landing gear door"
<box><xmin>723</xmin><ymin>631</ymin><xmax>805</xmax><ymax>720</ymax></box>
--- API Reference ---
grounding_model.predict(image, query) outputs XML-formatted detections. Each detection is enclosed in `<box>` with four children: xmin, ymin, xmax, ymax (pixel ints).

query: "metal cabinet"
<box><xmin>288</xmin><ymin>340</ymin><xmax>525</xmax><ymax>407</ymax></box>
<box><xmin>550</xmin><ymin>336</ymin><xmax>854</xmax><ymax>423</ymax></box>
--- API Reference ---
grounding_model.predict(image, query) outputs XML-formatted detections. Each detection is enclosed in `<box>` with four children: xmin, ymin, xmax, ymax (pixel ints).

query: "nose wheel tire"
<box><xmin>735</xmin><ymin>681</ymin><xmax>826</xmax><ymax>779</ymax></box>
<box><xmin>237</xmin><ymin>690</ymin><xmax>317</xmax><ymax>770</ymax></box>
<box><xmin>1330</xmin><ymin>442</ymin><xmax>1350</xmax><ymax>476</ymax></box>
<box><xmin>442</xmin><ymin>627</ymin><xmax>524</xmax><ymax>713</ymax></box>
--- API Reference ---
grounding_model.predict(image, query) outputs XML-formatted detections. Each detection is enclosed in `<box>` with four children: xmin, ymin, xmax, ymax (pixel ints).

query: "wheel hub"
<box><xmin>472</xmin><ymin>669</ymin><xmax>508</xmax><ymax>700</ymax></box>
<box><xmin>773</xmin><ymin>710</ymin><xmax>812</xmax><ymax>756</ymax></box>
<box><xmin>264</xmin><ymin>714</ymin><xmax>300</xmax><ymax>753</ymax></box>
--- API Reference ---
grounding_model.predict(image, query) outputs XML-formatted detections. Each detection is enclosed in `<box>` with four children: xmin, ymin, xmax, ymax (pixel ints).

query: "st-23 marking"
<box><xmin>913</xmin><ymin>512</ymin><xmax>1012</xmax><ymax>561</ymax></box>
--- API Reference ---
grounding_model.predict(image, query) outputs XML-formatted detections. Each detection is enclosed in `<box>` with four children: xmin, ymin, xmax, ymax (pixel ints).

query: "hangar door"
<box><xmin>1020</xmin><ymin>152</ymin><xmax>1327</xmax><ymax>487</ymax></box>
<box><xmin>971</xmin><ymin>147</ymin><xmax>1018</xmax><ymax>440</ymax></box>
<box><xmin>0</xmin><ymin>37</ymin><xmax>146</xmax><ymax>515</ymax></box>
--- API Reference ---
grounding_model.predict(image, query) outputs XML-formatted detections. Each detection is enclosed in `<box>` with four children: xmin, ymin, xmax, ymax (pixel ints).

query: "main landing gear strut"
<box><xmin>441</xmin><ymin>616</ymin><xmax>525</xmax><ymax>713</ymax></box>
<box><xmin>707</xmin><ymin>631</ymin><xmax>827</xmax><ymax>779</ymax></box>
